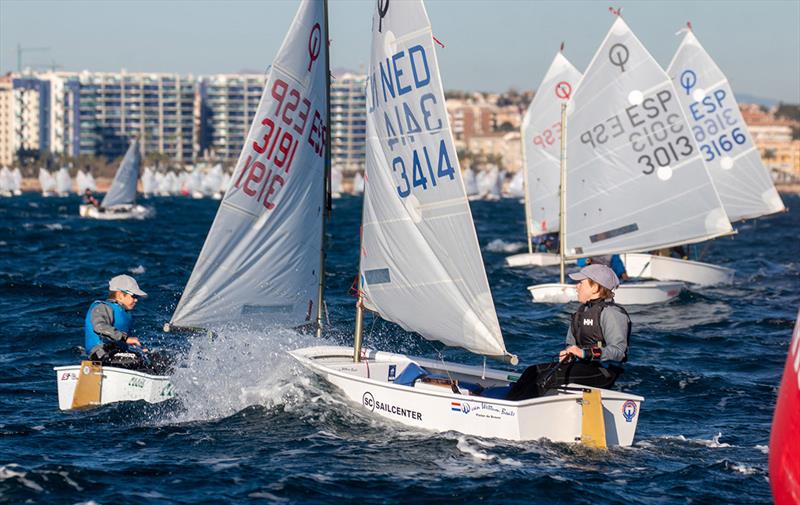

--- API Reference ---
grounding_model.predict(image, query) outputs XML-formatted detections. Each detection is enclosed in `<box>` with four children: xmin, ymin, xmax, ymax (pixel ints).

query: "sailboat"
<box><xmin>56</xmin><ymin>167</ymin><xmax>72</xmax><ymax>196</ymax></box>
<box><xmin>769</xmin><ymin>307</ymin><xmax>800</xmax><ymax>505</ymax></box>
<box><xmin>39</xmin><ymin>168</ymin><xmax>56</xmax><ymax>197</ymax></box>
<box><xmin>57</xmin><ymin>0</ymin><xmax>330</xmax><ymax>410</ymax></box>
<box><xmin>291</xmin><ymin>0</ymin><xmax>643</xmax><ymax>447</ymax></box>
<box><xmin>0</xmin><ymin>167</ymin><xmax>12</xmax><ymax>197</ymax></box>
<box><xmin>80</xmin><ymin>139</ymin><xmax>153</xmax><ymax>219</ymax></box>
<box><xmin>506</xmin><ymin>49</ymin><xmax>582</xmax><ymax>268</ymax></box>
<box><xmin>620</xmin><ymin>24</ymin><xmax>786</xmax><ymax>287</ymax></box>
<box><xmin>527</xmin><ymin>15</ymin><xmax>734</xmax><ymax>306</ymax></box>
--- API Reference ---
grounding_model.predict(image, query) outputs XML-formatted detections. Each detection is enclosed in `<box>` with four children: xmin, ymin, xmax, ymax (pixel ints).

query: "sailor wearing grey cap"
<box><xmin>507</xmin><ymin>264</ymin><xmax>631</xmax><ymax>400</ymax></box>
<box><xmin>83</xmin><ymin>275</ymin><xmax>149</xmax><ymax>370</ymax></box>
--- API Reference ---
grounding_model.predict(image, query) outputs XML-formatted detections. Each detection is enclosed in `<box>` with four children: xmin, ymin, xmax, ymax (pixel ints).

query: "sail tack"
<box><xmin>564</xmin><ymin>18</ymin><xmax>732</xmax><ymax>258</ymax></box>
<box><xmin>170</xmin><ymin>0</ymin><xmax>327</xmax><ymax>330</ymax></box>
<box><xmin>522</xmin><ymin>51</ymin><xmax>583</xmax><ymax>237</ymax></box>
<box><xmin>359</xmin><ymin>0</ymin><xmax>511</xmax><ymax>360</ymax></box>
<box><xmin>102</xmin><ymin>140</ymin><xmax>141</xmax><ymax>207</ymax></box>
<box><xmin>668</xmin><ymin>30</ymin><xmax>785</xmax><ymax>222</ymax></box>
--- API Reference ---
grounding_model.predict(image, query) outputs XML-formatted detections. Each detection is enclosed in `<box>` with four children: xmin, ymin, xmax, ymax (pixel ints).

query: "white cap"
<box><xmin>108</xmin><ymin>274</ymin><xmax>147</xmax><ymax>297</ymax></box>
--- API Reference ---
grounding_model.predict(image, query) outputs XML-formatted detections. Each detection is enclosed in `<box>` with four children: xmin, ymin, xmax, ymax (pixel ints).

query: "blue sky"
<box><xmin>1</xmin><ymin>0</ymin><xmax>798</xmax><ymax>103</ymax></box>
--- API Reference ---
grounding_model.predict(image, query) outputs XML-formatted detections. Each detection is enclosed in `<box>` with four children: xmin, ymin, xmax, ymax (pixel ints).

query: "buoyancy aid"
<box><xmin>84</xmin><ymin>300</ymin><xmax>133</xmax><ymax>352</ymax></box>
<box><xmin>570</xmin><ymin>298</ymin><xmax>631</xmax><ymax>362</ymax></box>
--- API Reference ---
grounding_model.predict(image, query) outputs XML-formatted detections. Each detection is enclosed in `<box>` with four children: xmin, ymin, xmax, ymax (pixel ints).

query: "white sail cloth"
<box><xmin>56</xmin><ymin>168</ymin><xmax>72</xmax><ymax>195</ymax></box>
<box><xmin>39</xmin><ymin>169</ymin><xmax>56</xmax><ymax>193</ymax></box>
<box><xmin>564</xmin><ymin>18</ymin><xmax>732</xmax><ymax>258</ymax></box>
<box><xmin>102</xmin><ymin>140</ymin><xmax>141</xmax><ymax>207</ymax></box>
<box><xmin>522</xmin><ymin>51</ymin><xmax>582</xmax><ymax>236</ymax></box>
<box><xmin>668</xmin><ymin>30</ymin><xmax>784</xmax><ymax>222</ymax></box>
<box><xmin>170</xmin><ymin>0</ymin><xmax>327</xmax><ymax>330</ymax></box>
<box><xmin>359</xmin><ymin>0</ymin><xmax>511</xmax><ymax>361</ymax></box>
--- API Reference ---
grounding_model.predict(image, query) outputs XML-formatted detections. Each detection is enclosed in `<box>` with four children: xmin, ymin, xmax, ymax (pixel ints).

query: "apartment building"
<box><xmin>330</xmin><ymin>72</ymin><xmax>367</xmax><ymax>175</ymax></box>
<box><xmin>199</xmin><ymin>74</ymin><xmax>265</xmax><ymax>160</ymax></box>
<box><xmin>0</xmin><ymin>75</ymin><xmax>13</xmax><ymax>166</ymax></box>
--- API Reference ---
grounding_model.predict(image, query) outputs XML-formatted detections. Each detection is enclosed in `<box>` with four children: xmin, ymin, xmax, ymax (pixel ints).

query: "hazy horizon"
<box><xmin>1</xmin><ymin>0</ymin><xmax>798</xmax><ymax>103</ymax></box>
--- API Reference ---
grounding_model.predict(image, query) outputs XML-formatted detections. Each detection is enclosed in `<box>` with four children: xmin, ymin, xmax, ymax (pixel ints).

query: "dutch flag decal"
<box><xmin>451</xmin><ymin>402</ymin><xmax>461</xmax><ymax>412</ymax></box>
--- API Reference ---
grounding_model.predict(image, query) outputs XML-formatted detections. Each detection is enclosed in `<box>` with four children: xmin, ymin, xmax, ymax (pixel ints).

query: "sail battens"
<box><xmin>360</xmin><ymin>0</ymin><xmax>508</xmax><ymax>359</ymax></box>
<box><xmin>170</xmin><ymin>0</ymin><xmax>328</xmax><ymax>330</ymax></box>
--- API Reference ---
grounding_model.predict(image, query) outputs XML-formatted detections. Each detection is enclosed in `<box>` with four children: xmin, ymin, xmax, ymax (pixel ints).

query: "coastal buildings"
<box><xmin>1</xmin><ymin>69</ymin><xmax>797</xmax><ymax>188</ymax></box>
<box><xmin>330</xmin><ymin>72</ymin><xmax>367</xmax><ymax>177</ymax></box>
<box><xmin>199</xmin><ymin>74</ymin><xmax>265</xmax><ymax>160</ymax></box>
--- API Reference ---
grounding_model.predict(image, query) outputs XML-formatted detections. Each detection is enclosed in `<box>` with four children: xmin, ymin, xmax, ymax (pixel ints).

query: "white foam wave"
<box><xmin>0</xmin><ymin>464</ymin><xmax>43</xmax><ymax>492</ymax></box>
<box><xmin>484</xmin><ymin>239</ymin><xmax>525</xmax><ymax>253</ymax></box>
<box><xmin>662</xmin><ymin>432</ymin><xmax>732</xmax><ymax>448</ymax></box>
<box><xmin>129</xmin><ymin>265</ymin><xmax>146</xmax><ymax>274</ymax></box>
<box><xmin>755</xmin><ymin>444</ymin><xmax>769</xmax><ymax>454</ymax></box>
<box><xmin>453</xmin><ymin>436</ymin><xmax>521</xmax><ymax>466</ymax></box>
<box><xmin>731</xmin><ymin>463</ymin><xmax>758</xmax><ymax>475</ymax></box>
<box><xmin>163</xmin><ymin>326</ymin><xmax>318</xmax><ymax>423</ymax></box>
<box><xmin>456</xmin><ymin>436</ymin><xmax>494</xmax><ymax>460</ymax></box>
<box><xmin>45</xmin><ymin>223</ymin><xmax>65</xmax><ymax>231</ymax></box>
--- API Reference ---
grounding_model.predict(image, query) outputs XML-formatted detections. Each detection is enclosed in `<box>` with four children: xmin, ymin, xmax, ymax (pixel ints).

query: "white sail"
<box><xmin>0</xmin><ymin>167</ymin><xmax>11</xmax><ymax>193</ymax></box>
<box><xmin>170</xmin><ymin>0</ymin><xmax>328</xmax><ymax>330</ymax></box>
<box><xmin>331</xmin><ymin>165</ymin><xmax>343</xmax><ymax>195</ymax></box>
<box><xmin>359</xmin><ymin>0</ymin><xmax>511</xmax><ymax>360</ymax></box>
<box><xmin>10</xmin><ymin>168</ymin><xmax>21</xmax><ymax>193</ymax></box>
<box><xmin>141</xmin><ymin>167</ymin><xmax>157</xmax><ymax>196</ymax></box>
<box><xmin>506</xmin><ymin>170</ymin><xmax>524</xmax><ymax>198</ymax></box>
<box><xmin>522</xmin><ymin>51</ymin><xmax>582</xmax><ymax>236</ymax></box>
<box><xmin>39</xmin><ymin>168</ymin><xmax>56</xmax><ymax>193</ymax></box>
<box><xmin>352</xmin><ymin>172</ymin><xmax>364</xmax><ymax>194</ymax></box>
<box><xmin>56</xmin><ymin>168</ymin><xmax>72</xmax><ymax>195</ymax></box>
<box><xmin>667</xmin><ymin>30</ymin><xmax>785</xmax><ymax>222</ymax></box>
<box><xmin>463</xmin><ymin>167</ymin><xmax>478</xmax><ymax>196</ymax></box>
<box><xmin>102</xmin><ymin>140</ymin><xmax>141</xmax><ymax>207</ymax></box>
<box><xmin>564</xmin><ymin>18</ymin><xmax>732</xmax><ymax>258</ymax></box>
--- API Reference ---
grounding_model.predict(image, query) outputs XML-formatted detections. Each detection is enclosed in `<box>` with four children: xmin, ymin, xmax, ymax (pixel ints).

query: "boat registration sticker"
<box><xmin>622</xmin><ymin>400</ymin><xmax>637</xmax><ymax>422</ymax></box>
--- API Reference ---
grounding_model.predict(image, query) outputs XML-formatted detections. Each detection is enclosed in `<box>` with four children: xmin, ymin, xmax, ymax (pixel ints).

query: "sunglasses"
<box><xmin>122</xmin><ymin>291</ymin><xmax>139</xmax><ymax>300</ymax></box>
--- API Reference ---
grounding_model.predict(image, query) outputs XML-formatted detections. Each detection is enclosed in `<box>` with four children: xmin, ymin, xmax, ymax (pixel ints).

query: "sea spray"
<box><xmin>164</xmin><ymin>326</ymin><xmax>321</xmax><ymax>423</ymax></box>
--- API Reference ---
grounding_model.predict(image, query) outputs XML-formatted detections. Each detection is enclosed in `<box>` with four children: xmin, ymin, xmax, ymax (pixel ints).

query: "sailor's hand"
<box><xmin>560</xmin><ymin>346</ymin><xmax>584</xmax><ymax>360</ymax></box>
<box><xmin>126</xmin><ymin>336</ymin><xmax>142</xmax><ymax>347</ymax></box>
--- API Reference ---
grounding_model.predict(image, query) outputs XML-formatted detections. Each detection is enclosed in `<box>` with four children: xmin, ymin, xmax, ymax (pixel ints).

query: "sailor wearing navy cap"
<box><xmin>507</xmin><ymin>264</ymin><xmax>631</xmax><ymax>400</ymax></box>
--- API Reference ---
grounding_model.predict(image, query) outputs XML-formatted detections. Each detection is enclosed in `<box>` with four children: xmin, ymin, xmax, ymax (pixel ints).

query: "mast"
<box><xmin>521</xmin><ymin>137</ymin><xmax>533</xmax><ymax>255</ymax></box>
<box><xmin>558</xmin><ymin>102</ymin><xmax>567</xmax><ymax>284</ymax></box>
<box><xmin>315</xmin><ymin>0</ymin><xmax>332</xmax><ymax>339</ymax></box>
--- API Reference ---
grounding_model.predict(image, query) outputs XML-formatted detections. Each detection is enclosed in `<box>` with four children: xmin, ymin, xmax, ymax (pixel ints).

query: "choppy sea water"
<box><xmin>0</xmin><ymin>193</ymin><xmax>797</xmax><ymax>504</ymax></box>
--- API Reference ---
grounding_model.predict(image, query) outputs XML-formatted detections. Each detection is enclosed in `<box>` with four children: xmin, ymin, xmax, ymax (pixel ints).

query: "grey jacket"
<box><xmin>565</xmin><ymin>304</ymin><xmax>629</xmax><ymax>363</ymax></box>
<box><xmin>90</xmin><ymin>303</ymin><xmax>128</xmax><ymax>342</ymax></box>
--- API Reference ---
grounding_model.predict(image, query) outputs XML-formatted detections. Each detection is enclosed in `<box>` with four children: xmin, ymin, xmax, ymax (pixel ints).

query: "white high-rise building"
<box><xmin>330</xmin><ymin>72</ymin><xmax>366</xmax><ymax>176</ymax></box>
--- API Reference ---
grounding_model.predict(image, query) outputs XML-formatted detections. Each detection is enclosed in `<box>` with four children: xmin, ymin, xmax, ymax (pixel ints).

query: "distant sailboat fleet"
<box><xmin>52</xmin><ymin>1</ymin><xmax>790</xmax><ymax>452</ymax></box>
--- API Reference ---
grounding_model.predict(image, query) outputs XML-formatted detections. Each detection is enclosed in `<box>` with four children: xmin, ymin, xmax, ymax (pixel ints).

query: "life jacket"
<box><xmin>570</xmin><ymin>298</ymin><xmax>631</xmax><ymax>362</ymax></box>
<box><xmin>84</xmin><ymin>300</ymin><xmax>133</xmax><ymax>352</ymax></box>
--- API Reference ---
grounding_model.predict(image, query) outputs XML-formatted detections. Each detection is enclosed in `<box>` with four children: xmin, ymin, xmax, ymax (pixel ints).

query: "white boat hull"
<box><xmin>621</xmin><ymin>253</ymin><xmax>734</xmax><ymax>286</ymax></box>
<box><xmin>505</xmin><ymin>252</ymin><xmax>563</xmax><ymax>267</ymax></box>
<box><xmin>528</xmin><ymin>281</ymin><xmax>683</xmax><ymax>305</ymax></box>
<box><xmin>54</xmin><ymin>365</ymin><xmax>174</xmax><ymax>410</ymax></box>
<box><xmin>290</xmin><ymin>346</ymin><xmax>643</xmax><ymax>446</ymax></box>
<box><xmin>79</xmin><ymin>204</ymin><xmax>154</xmax><ymax>220</ymax></box>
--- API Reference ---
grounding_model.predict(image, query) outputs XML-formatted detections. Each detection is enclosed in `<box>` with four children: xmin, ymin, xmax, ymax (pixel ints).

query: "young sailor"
<box><xmin>507</xmin><ymin>264</ymin><xmax>631</xmax><ymax>400</ymax></box>
<box><xmin>84</xmin><ymin>275</ymin><xmax>160</xmax><ymax>371</ymax></box>
<box><xmin>83</xmin><ymin>188</ymin><xmax>100</xmax><ymax>208</ymax></box>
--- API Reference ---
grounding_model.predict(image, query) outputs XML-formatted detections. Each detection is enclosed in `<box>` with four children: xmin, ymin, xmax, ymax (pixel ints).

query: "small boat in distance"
<box><xmin>80</xmin><ymin>139</ymin><xmax>153</xmax><ymax>220</ymax></box>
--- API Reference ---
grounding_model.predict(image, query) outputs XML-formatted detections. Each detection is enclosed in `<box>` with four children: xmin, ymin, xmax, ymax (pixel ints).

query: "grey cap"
<box><xmin>569</xmin><ymin>264</ymin><xmax>619</xmax><ymax>291</ymax></box>
<box><xmin>108</xmin><ymin>274</ymin><xmax>148</xmax><ymax>297</ymax></box>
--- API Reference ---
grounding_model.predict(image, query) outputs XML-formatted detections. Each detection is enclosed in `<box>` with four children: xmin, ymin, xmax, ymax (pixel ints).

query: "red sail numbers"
<box><xmin>234</xmin><ymin>78</ymin><xmax>326</xmax><ymax>210</ymax></box>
